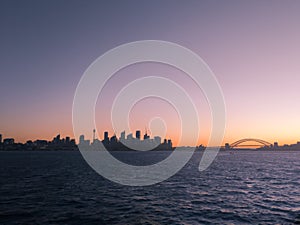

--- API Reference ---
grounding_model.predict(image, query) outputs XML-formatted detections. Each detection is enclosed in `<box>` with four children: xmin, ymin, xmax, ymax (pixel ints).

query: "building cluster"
<box><xmin>79</xmin><ymin>129</ymin><xmax>173</xmax><ymax>151</ymax></box>
<box><xmin>2</xmin><ymin>131</ymin><xmax>300</xmax><ymax>151</ymax></box>
<box><xmin>0</xmin><ymin>133</ymin><xmax>76</xmax><ymax>151</ymax></box>
<box><xmin>274</xmin><ymin>141</ymin><xmax>300</xmax><ymax>150</ymax></box>
<box><xmin>0</xmin><ymin>134</ymin><xmax>14</xmax><ymax>146</ymax></box>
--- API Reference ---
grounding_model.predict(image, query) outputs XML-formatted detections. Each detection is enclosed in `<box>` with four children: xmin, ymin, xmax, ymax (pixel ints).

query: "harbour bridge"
<box><xmin>226</xmin><ymin>138</ymin><xmax>272</xmax><ymax>149</ymax></box>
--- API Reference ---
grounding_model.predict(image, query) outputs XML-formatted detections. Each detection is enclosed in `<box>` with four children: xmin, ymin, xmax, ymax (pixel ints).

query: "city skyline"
<box><xmin>1</xmin><ymin>1</ymin><xmax>300</xmax><ymax>146</ymax></box>
<box><xmin>1</xmin><ymin>130</ymin><xmax>300</xmax><ymax>150</ymax></box>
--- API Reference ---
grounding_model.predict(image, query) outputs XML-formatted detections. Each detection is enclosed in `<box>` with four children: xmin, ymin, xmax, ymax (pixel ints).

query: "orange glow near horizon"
<box><xmin>3</xmin><ymin>128</ymin><xmax>300</xmax><ymax>148</ymax></box>
<box><xmin>2</xmin><ymin>111</ymin><xmax>300</xmax><ymax>148</ymax></box>
<box><xmin>1</xmin><ymin>82</ymin><xmax>300</xmax><ymax>147</ymax></box>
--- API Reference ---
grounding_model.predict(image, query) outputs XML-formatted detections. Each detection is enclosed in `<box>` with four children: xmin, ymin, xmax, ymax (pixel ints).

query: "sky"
<box><xmin>0</xmin><ymin>0</ymin><xmax>300</xmax><ymax>146</ymax></box>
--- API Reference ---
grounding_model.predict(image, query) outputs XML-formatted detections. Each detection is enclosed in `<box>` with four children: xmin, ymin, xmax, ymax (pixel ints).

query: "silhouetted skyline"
<box><xmin>1</xmin><ymin>130</ymin><xmax>300</xmax><ymax>152</ymax></box>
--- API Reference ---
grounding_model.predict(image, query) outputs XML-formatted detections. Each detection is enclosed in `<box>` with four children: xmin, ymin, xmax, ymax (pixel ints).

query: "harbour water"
<box><xmin>1</xmin><ymin>150</ymin><xmax>300</xmax><ymax>224</ymax></box>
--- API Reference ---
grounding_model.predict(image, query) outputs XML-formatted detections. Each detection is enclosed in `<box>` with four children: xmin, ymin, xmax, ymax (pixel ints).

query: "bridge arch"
<box><xmin>229</xmin><ymin>138</ymin><xmax>272</xmax><ymax>148</ymax></box>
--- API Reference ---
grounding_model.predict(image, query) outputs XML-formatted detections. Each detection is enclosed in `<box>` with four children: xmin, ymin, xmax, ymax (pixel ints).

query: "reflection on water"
<box><xmin>0</xmin><ymin>150</ymin><xmax>300</xmax><ymax>224</ymax></box>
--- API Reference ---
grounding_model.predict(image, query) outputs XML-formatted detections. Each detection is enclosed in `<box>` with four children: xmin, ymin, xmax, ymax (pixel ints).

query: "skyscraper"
<box><xmin>53</xmin><ymin>134</ymin><xmax>61</xmax><ymax>144</ymax></box>
<box><xmin>144</xmin><ymin>132</ymin><xmax>150</xmax><ymax>140</ymax></box>
<box><xmin>0</xmin><ymin>134</ymin><xmax>2</xmax><ymax>144</ymax></box>
<box><xmin>168</xmin><ymin>139</ymin><xmax>172</xmax><ymax>148</ymax></box>
<box><xmin>136</xmin><ymin>130</ymin><xmax>141</xmax><ymax>140</ymax></box>
<box><xmin>66</xmin><ymin>136</ymin><xmax>70</xmax><ymax>143</ymax></box>
<box><xmin>79</xmin><ymin>135</ymin><xmax>85</xmax><ymax>144</ymax></box>
<box><xmin>103</xmin><ymin>131</ymin><xmax>109</xmax><ymax>145</ymax></box>
<box><xmin>104</xmin><ymin>131</ymin><xmax>109</xmax><ymax>141</ymax></box>
<box><xmin>120</xmin><ymin>131</ymin><xmax>125</xmax><ymax>141</ymax></box>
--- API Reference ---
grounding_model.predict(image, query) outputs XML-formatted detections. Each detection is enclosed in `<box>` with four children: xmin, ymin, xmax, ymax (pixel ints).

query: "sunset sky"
<box><xmin>1</xmin><ymin>0</ymin><xmax>300</xmax><ymax>146</ymax></box>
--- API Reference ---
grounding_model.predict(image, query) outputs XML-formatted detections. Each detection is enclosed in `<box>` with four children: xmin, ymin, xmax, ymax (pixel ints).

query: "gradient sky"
<box><xmin>1</xmin><ymin>0</ymin><xmax>300</xmax><ymax>146</ymax></box>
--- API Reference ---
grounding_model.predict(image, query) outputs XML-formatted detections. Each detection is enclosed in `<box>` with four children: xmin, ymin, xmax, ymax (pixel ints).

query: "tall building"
<box><xmin>144</xmin><ymin>132</ymin><xmax>150</xmax><ymax>140</ymax></box>
<box><xmin>66</xmin><ymin>136</ymin><xmax>70</xmax><ymax>143</ymax></box>
<box><xmin>93</xmin><ymin>129</ymin><xmax>96</xmax><ymax>143</ymax></box>
<box><xmin>136</xmin><ymin>130</ymin><xmax>141</xmax><ymax>140</ymax></box>
<box><xmin>168</xmin><ymin>139</ymin><xmax>172</xmax><ymax>148</ymax></box>
<box><xmin>53</xmin><ymin>134</ymin><xmax>61</xmax><ymax>144</ymax></box>
<box><xmin>154</xmin><ymin>136</ymin><xmax>161</xmax><ymax>144</ymax></box>
<box><xmin>127</xmin><ymin>133</ymin><xmax>133</xmax><ymax>139</ymax></box>
<box><xmin>110</xmin><ymin>135</ymin><xmax>117</xmax><ymax>143</ymax></box>
<box><xmin>104</xmin><ymin>131</ymin><xmax>109</xmax><ymax>141</ymax></box>
<box><xmin>0</xmin><ymin>134</ymin><xmax>2</xmax><ymax>144</ymax></box>
<box><xmin>102</xmin><ymin>131</ymin><xmax>109</xmax><ymax>145</ymax></box>
<box><xmin>79</xmin><ymin>135</ymin><xmax>85</xmax><ymax>144</ymax></box>
<box><xmin>120</xmin><ymin>131</ymin><xmax>125</xmax><ymax>141</ymax></box>
<box><xmin>225</xmin><ymin>143</ymin><xmax>230</xmax><ymax>150</ymax></box>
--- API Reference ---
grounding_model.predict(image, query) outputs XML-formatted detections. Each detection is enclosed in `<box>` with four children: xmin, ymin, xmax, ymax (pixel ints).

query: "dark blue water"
<box><xmin>1</xmin><ymin>150</ymin><xmax>300</xmax><ymax>224</ymax></box>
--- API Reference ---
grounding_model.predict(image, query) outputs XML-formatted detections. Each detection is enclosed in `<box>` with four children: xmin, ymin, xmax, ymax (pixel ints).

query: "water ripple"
<box><xmin>1</xmin><ymin>150</ymin><xmax>300</xmax><ymax>224</ymax></box>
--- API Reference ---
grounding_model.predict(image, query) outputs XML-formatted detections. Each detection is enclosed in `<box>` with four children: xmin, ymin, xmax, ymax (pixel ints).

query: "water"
<box><xmin>1</xmin><ymin>150</ymin><xmax>300</xmax><ymax>224</ymax></box>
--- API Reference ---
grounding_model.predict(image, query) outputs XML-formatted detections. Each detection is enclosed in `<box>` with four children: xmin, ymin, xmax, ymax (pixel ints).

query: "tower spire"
<box><xmin>93</xmin><ymin>129</ymin><xmax>96</xmax><ymax>142</ymax></box>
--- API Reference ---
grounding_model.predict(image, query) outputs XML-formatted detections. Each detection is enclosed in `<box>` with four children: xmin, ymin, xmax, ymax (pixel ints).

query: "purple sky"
<box><xmin>1</xmin><ymin>0</ymin><xmax>300</xmax><ymax>145</ymax></box>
